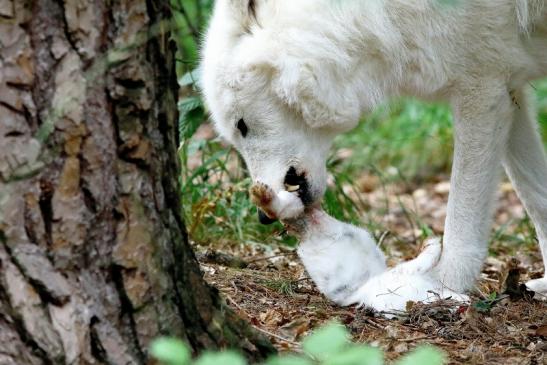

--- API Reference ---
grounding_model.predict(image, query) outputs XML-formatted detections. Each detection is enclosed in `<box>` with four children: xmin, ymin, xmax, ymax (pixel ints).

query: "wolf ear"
<box><xmin>230</xmin><ymin>0</ymin><xmax>258</xmax><ymax>19</ymax></box>
<box><xmin>272</xmin><ymin>60</ymin><xmax>361</xmax><ymax>130</ymax></box>
<box><xmin>227</xmin><ymin>0</ymin><xmax>259</xmax><ymax>30</ymax></box>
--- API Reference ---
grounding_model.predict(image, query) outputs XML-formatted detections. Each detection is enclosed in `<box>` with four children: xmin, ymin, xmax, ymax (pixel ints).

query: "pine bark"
<box><xmin>0</xmin><ymin>1</ymin><xmax>274</xmax><ymax>364</ymax></box>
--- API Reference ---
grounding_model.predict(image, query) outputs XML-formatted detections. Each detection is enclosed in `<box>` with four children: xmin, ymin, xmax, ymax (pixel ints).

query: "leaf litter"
<box><xmin>195</xmin><ymin>178</ymin><xmax>546</xmax><ymax>364</ymax></box>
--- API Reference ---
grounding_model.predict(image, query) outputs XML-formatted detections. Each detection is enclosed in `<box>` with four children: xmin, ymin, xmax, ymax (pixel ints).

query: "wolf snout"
<box><xmin>251</xmin><ymin>172</ymin><xmax>308</xmax><ymax>225</ymax></box>
<box><xmin>284</xmin><ymin>166</ymin><xmax>312</xmax><ymax>205</ymax></box>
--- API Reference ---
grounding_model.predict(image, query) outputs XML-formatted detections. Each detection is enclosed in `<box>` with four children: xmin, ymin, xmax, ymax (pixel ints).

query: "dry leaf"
<box><xmin>259</xmin><ymin>309</ymin><xmax>283</xmax><ymax>327</ymax></box>
<box><xmin>535</xmin><ymin>324</ymin><xmax>547</xmax><ymax>337</ymax></box>
<box><xmin>278</xmin><ymin>318</ymin><xmax>311</xmax><ymax>341</ymax></box>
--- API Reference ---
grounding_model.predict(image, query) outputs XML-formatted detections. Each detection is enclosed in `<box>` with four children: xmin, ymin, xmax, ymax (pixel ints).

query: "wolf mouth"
<box><xmin>257</xmin><ymin>166</ymin><xmax>313</xmax><ymax>225</ymax></box>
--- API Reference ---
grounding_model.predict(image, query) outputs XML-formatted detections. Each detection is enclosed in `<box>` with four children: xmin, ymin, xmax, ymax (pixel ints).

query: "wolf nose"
<box><xmin>284</xmin><ymin>166</ymin><xmax>304</xmax><ymax>187</ymax></box>
<box><xmin>284</xmin><ymin>166</ymin><xmax>312</xmax><ymax>205</ymax></box>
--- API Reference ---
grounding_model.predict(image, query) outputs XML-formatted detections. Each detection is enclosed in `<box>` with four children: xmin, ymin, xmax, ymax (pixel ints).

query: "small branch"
<box><xmin>377</xmin><ymin>231</ymin><xmax>390</xmax><ymax>248</ymax></box>
<box><xmin>225</xmin><ymin>293</ymin><xmax>244</xmax><ymax>312</ymax></box>
<box><xmin>246</xmin><ymin>252</ymin><xmax>297</xmax><ymax>264</ymax></box>
<box><xmin>253</xmin><ymin>326</ymin><xmax>301</xmax><ymax>348</ymax></box>
<box><xmin>398</xmin><ymin>335</ymin><xmax>431</xmax><ymax>342</ymax></box>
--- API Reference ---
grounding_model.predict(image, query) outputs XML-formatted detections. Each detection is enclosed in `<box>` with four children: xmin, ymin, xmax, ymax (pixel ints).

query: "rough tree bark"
<box><xmin>0</xmin><ymin>1</ymin><xmax>274</xmax><ymax>364</ymax></box>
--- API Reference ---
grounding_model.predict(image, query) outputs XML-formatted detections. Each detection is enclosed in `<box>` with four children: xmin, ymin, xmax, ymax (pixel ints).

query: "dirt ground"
<box><xmin>195</xmin><ymin>179</ymin><xmax>547</xmax><ymax>364</ymax></box>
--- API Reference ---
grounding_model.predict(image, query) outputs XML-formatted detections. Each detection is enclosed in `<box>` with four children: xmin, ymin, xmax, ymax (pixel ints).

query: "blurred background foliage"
<box><xmin>173</xmin><ymin>0</ymin><xmax>547</xmax><ymax>248</ymax></box>
<box><xmin>151</xmin><ymin>321</ymin><xmax>446</xmax><ymax>365</ymax></box>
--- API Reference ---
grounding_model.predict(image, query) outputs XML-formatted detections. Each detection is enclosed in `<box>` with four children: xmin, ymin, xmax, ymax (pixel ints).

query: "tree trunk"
<box><xmin>0</xmin><ymin>1</ymin><xmax>274</xmax><ymax>364</ymax></box>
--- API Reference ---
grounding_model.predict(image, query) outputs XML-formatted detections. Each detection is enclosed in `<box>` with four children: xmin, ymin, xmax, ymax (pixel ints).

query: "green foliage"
<box><xmin>300</xmin><ymin>323</ymin><xmax>385</xmax><ymax>365</ymax></box>
<box><xmin>396</xmin><ymin>346</ymin><xmax>445</xmax><ymax>365</ymax></box>
<box><xmin>178</xmin><ymin>138</ymin><xmax>294</xmax><ymax>246</ymax></box>
<box><xmin>301</xmin><ymin>323</ymin><xmax>353</xmax><ymax>361</ymax></box>
<box><xmin>171</xmin><ymin>0</ymin><xmax>213</xmax><ymax>72</ymax></box>
<box><xmin>473</xmin><ymin>292</ymin><xmax>501</xmax><ymax>313</ymax></box>
<box><xmin>490</xmin><ymin>215</ymin><xmax>538</xmax><ymax>256</ymax></box>
<box><xmin>194</xmin><ymin>351</ymin><xmax>247</xmax><ymax>365</ymax></box>
<box><xmin>150</xmin><ymin>322</ymin><xmax>446</xmax><ymax>365</ymax></box>
<box><xmin>179</xmin><ymin>95</ymin><xmax>204</xmax><ymax>140</ymax></box>
<box><xmin>334</xmin><ymin>99</ymin><xmax>454</xmax><ymax>180</ymax></box>
<box><xmin>179</xmin><ymin>68</ymin><xmax>201</xmax><ymax>87</ymax></box>
<box><xmin>151</xmin><ymin>338</ymin><xmax>191</xmax><ymax>365</ymax></box>
<box><xmin>266</xmin><ymin>356</ymin><xmax>314</xmax><ymax>365</ymax></box>
<box><xmin>322</xmin><ymin>167</ymin><xmax>365</xmax><ymax>226</ymax></box>
<box><xmin>535</xmin><ymin>78</ymin><xmax>547</xmax><ymax>140</ymax></box>
<box><xmin>322</xmin><ymin>346</ymin><xmax>383</xmax><ymax>365</ymax></box>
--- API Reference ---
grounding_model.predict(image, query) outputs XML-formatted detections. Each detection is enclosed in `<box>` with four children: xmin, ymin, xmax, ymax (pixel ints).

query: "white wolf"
<box><xmin>201</xmin><ymin>0</ymin><xmax>547</xmax><ymax>301</ymax></box>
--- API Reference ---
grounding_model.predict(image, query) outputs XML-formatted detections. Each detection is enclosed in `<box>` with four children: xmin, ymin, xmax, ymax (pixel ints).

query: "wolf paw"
<box><xmin>250</xmin><ymin>182</ymin><xmax>275</xmax><ymax>208</ymax></box>
<box><xmin>250</xmin><ymin>182</ymin><xmax>305</xmax><ymax>221</ymax></box>
<box><xmin>525</xmin><ymin>277</ymin><xmax>547</xmax><ymax>301</ymax></box>
<box><xmin>349</xmin><ymin>271</ymin><xmax>469</xmax><ymax>317</ymax></box>
<box><xmin>391</xmin><ymin>237</ymin><xmax>441</xmax><ymax>275</ymax></box>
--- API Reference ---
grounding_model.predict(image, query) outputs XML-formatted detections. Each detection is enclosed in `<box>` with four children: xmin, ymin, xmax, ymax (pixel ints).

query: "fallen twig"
<box><xmin>253</xmin><ymin>325</ymin><xmax>301</xmax><ymax>348</ymax></box>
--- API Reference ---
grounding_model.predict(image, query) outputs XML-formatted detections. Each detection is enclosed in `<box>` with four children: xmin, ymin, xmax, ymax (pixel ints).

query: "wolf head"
<box><xmin>201</xmin><ymin>0</ymin><xmax>361</xmax><ymax>223</ymax></box>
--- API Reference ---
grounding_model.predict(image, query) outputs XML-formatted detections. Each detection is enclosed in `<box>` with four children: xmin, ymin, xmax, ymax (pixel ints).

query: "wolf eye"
<box><xmin>237</xmin><ymin>118</ymin><xmax>248</xmax><ymax>137</ymax></box>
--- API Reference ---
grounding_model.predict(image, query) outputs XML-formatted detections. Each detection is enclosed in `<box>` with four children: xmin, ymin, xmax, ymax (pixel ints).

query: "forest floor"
<box><xmin>195</xmin><ymin>178</ymin><xmax>547</xmax><ymax>365</ymax></box>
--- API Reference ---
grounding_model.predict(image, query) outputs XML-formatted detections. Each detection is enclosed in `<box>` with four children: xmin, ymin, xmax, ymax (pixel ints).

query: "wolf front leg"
<box><xmin>503</xmin><ymin>87</ymin><xmax>547</xmax><ymax>300</ymax></box>
<box><xmin>434</xmin><ymin>81</ymin><xmax>514</xmax><ymax>293</ymax></box>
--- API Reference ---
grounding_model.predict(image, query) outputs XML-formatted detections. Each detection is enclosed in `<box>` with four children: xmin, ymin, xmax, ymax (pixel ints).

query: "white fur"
<box><xmin>202</xmin><ymin>1</ymin><xmax>547</xmax><ymax>299</ymax></box>
<box><xmin>296</xmin><ymin>209</ymin><xmax>387</xmax><ymax>306</ymax></box>
<box><xmin>349</xmin><ymin>240</ymin><xmax>468</xmax><ymax>314</ymax></box>
<box><xmin>272</xmin><ymin>191</ymin><xmax>305</xmax><ymax>220</ymax></box>
<box><xmin>296</xmin><ymin>209</ymin><xmax>468</xmax><ymax>313</ymax></box>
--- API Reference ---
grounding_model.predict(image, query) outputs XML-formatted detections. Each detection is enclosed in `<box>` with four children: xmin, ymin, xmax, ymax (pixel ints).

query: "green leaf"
<box><xmin>179</xmin><ymin>107</ymin><xmax>204</xmax><ymax>140</ymax></box>
<box><xmin>473</xmin><ymin>292</ymin><xmax>499</xmax><ymax>313</ymax></box>
<box><xmin>194</xmin><ymin>351</ymin><xmax>247</xmax><ymax>365</ymax></box>
<box><xmin>179</xmin><ymin>69</ymin><xmax>201</xmax><ymax>87</ymax></box>
<box><xmin>323</xmin><ymin>345</ymin><xmax>383</xmax><ymax>365</ymax></box>
<box><xmin>265</xmin><ymin>354</ymin><xmax>314</xmax><ymax>365</ymax></box>
<box><xmin>178</xmin><ymin>96</ymin><xmax>203</xmax><ymax>114</ymax></box>
<box><xmin>302</xmin><ymin>322</ymin><xmax>349</xmax><ymax>360</ymax></box>
<box><xmin>395</xmin><ymin>346</ymin><xmax>445</xmax><ymax>365</ymax></box>
<box><xmin>178</xmin><ymin>96</ymin><xmax>205</xmax><ymax>140</ymax></box>
<box><xmin>149</xmin><ymin>337</ymin><xmax>191</xmax><ymax>365</ymax></box>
